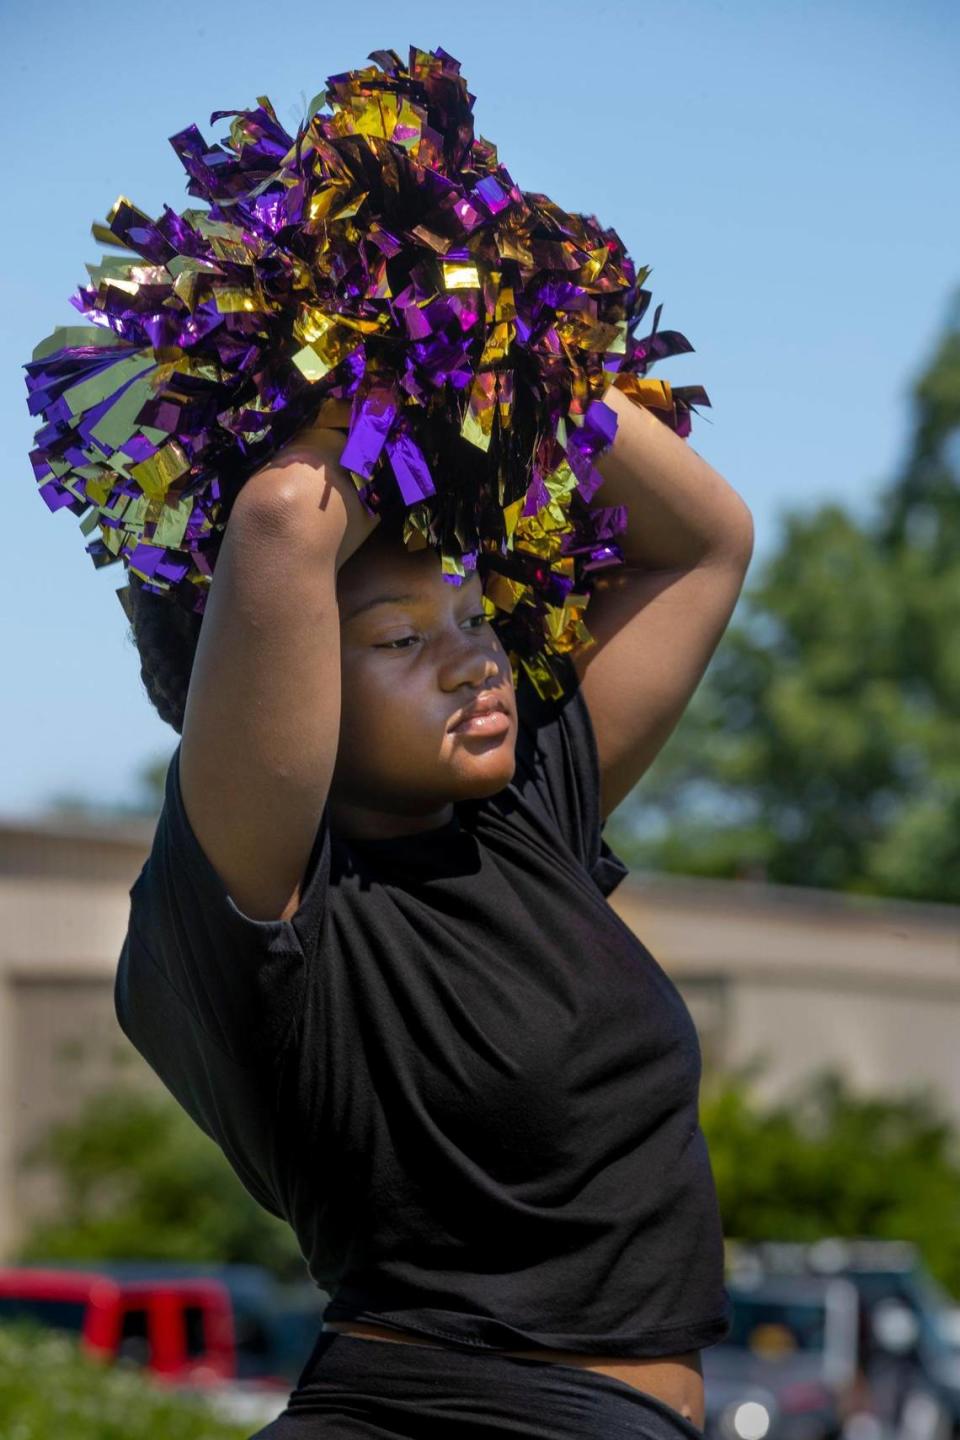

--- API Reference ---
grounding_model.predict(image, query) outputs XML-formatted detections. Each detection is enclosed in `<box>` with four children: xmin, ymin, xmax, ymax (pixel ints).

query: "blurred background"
<box><xmin>2</xmin><ymin>1</ymin><xmax>959</xmax><ymax>1436</ymax></box>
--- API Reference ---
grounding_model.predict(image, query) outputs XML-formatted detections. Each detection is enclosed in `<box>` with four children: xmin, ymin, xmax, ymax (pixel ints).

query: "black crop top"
<box><xmin>115</xmin><ymin>652</ymin><xmax>732</xmax><ymax>1358</ymax></box>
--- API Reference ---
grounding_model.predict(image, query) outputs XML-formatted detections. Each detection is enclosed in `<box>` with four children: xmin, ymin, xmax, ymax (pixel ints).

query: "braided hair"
<box><xmin>124</xmin><ymin>578</ymin><xmax>203</xmax><ymax>736</ymax></box>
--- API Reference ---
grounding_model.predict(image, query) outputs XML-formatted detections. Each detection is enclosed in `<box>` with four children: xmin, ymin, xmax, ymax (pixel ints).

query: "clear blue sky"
<box><xmin>3</xmin><ymin>0</ymin><xmax>957</xmax><ymax>818</ymax></box>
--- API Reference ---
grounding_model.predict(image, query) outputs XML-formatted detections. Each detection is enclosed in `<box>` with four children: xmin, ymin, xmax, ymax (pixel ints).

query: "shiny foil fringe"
<box><xmin>23</xmin><ymin>43</ymin><xmax>710</xmax><ymax>698</ymax></box>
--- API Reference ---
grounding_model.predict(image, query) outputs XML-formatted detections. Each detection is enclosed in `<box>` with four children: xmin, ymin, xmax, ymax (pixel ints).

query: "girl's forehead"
<box><xmin>338</xmin><ymin>548</ymin><xmax>482</xmax><ymax>619</ymax></box>
<box><xmin>340</xmin><ymin>541</ymin><xmax>435</xmax><ymax>595</ymax></box>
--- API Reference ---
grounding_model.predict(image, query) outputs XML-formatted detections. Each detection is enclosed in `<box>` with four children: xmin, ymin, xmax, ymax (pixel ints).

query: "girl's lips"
<box><xmin>449</xmin><ymin>709</ymin><xmax>511</xmax><ymax>737</ymax></box>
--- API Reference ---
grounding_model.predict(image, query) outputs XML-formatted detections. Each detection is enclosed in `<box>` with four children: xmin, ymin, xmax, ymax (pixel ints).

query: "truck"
<box><xmin>0</xmin><ymin>1265</ymin><xmax>238</xmax><ymax>1385</ymax></box>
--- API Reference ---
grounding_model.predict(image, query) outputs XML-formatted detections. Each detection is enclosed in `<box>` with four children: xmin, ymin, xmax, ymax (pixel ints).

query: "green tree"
<box><xmin>882</xmin><ymin>287</ymin><xmax>960</xmax><ymax>559</ymax></box>
<box><xmin>15</xmin><ymin>1089</ymin><xmax>306</xmax><ymax>1282</ymax></box>
<box><xmin>702</xmin><ymin>1063</ymin><xmax>960</xmax><ymax>1298</ymax></box>
<box><xmin>608</xmin><ymin>290</ymin><xmax>960</xmax><ymax>902</ymax></box>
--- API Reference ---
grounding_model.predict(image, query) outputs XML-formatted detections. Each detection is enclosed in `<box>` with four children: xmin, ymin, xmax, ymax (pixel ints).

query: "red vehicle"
<box><xmin>0</xmin><ymin>1266</ymin><xmax>237</xmax><ymax>1385</ymax></box>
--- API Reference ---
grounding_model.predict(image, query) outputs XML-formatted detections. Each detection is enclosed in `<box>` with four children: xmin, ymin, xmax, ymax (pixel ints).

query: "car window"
<box><xmin>0</xmin><ymin>1296</ymin><xmax>87</xmax><ymax>1332</ymax></box>
<box><xmin>727</xmin><ymin>1297</ymin><xmax>826</xmax><ymax>1352</ymax></box>
<box><xmin>117</xmin><ymin>1305</ymin><xmax>150</xmax><ymax>1365</ymax></box>
<box><xmin>183</xmin><ymin>1303</ymin><xmax>207</xmax><ymax>1358</ymax></box>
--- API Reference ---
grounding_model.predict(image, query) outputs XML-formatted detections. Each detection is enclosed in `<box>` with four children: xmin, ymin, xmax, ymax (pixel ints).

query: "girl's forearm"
<box><xmin>589</xmin><ymin>382</ymin><xmax>754</xmax><ymax>571</ymax></box>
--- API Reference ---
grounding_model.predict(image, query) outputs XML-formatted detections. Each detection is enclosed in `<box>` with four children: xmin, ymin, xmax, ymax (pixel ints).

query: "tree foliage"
<box><xmin>15</xmin><ymin>1089</ymin><xmax>305</xmax><ymax>1282</ymax></box>
<box><xmin>702</xmin><ymin>1063</ymin><xmax>960</xmax><ymax>1298</ymax></box>
<box><xmin>609</xmin><ymin>289</ymin><xmax>960</xmax><ymax>902</ymax></box>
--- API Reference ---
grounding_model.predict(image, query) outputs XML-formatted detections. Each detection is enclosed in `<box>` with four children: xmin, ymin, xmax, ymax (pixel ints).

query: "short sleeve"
<box><xmin>512</xmin><ymin>651</ymin><xmax>630</xmax><ymax>898</ymax></box>
<box><xmin>116</xmin><ymin>741</ymin><xmax>331</xmax><ymax>1069</ymax></box>
<box><xmin>114</xmin><ymin>930</ymin><xmax>291</xmax><ymax>1220</ymax></box>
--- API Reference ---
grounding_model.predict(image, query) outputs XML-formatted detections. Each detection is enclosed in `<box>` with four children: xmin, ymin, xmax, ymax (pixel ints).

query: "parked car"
<box><xmin>3</xmin><ymin>1260</ymin><xmax>330</xmax><ymax>1387</ymax></box>
<box><xmin>726</xmin><ymin>1239</ymin><xmax>960</xmax><ymax>1440</ymax></box>
<box><xmin>0</xmin><ymin>1265</ymin><xmax>236</xmax><ymax>1384</ymax></box>
<box><xmin>703</xmin><ymin>1274</ymin><xmax>861</xmax><ymax>1440</ymax></box>
<box><xmin>0</xmin><ymin>1262</ymin><xmax>315</xmax><ymax>1429</ymax></box>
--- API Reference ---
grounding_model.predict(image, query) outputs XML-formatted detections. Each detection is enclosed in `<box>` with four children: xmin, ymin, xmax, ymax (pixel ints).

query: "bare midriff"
<box><xmin>322</xmin><ymin>1319</ymin><xmax>704</xmax><ymax>1431</ymax></box>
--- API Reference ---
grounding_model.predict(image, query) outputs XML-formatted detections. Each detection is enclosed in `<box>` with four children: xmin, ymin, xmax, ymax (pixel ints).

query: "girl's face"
<box><xmin>329</xmin><ymin>532</ymin><xmax>518</xmax><ymax>839</ymax></box>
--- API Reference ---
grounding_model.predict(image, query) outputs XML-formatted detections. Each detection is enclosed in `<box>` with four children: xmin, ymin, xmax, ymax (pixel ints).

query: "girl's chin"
<box><xmin>451</xmin><ymin>752</ymin><xmax>517</xmax><ymax>795</ymax></box>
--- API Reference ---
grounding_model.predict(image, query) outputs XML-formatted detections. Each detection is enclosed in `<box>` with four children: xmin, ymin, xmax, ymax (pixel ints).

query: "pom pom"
<box><xmin>23</xmin><ymin>43</ymin><xmax>709</xmax><ymax>698</ymax></box>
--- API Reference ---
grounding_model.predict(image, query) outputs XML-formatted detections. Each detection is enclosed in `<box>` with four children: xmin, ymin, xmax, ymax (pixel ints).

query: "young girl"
<box><xmin>116</xmin><ymin>392</ymin><xmax>755</xmax><ymax>1438</ymax></box>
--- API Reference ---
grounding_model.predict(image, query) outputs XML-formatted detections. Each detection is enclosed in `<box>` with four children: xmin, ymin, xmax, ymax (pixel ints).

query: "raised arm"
<box><xmin>178</xmin><ymin>426</ymin><xmax>380</xmax><ymax>923</ymax></box>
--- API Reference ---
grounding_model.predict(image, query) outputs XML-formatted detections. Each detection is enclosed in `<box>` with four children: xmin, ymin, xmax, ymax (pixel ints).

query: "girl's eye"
<box><xmin>376</xmin><ymin>614</ymin><xmax>488</xmax><ymax>650</ymax></box>
<box><xmin>378</xmin><ymin>636</ymin><xmax>418</xmax><ymax>650</ymax></box>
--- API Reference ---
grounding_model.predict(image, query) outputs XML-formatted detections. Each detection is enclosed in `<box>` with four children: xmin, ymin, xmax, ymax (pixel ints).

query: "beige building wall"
<box><xmin>616</xmin><ymin>875</ymin><xmax>960</xmax><ymax>1112</ymax></box>
<box><xmin>728</xmin><ymin>983</ymin><xmax>959</xmax><ymax>1105</ymax></box>
<box><xmin>0</xmin><ymin>822</ymin><xmax>160</xmax><ymax>1257</ymax></box>
<box><xmin>0</xmin><ymin>814</ymin><xmax>958</xmax><ymax>1260</ymax></box>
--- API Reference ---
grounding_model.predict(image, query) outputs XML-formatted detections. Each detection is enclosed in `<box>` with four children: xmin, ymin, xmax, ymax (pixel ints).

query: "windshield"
<box><xmin>725</xmin><ymin>1296</ymin><xmax>827</xmax><ymax>1354</ymax></box>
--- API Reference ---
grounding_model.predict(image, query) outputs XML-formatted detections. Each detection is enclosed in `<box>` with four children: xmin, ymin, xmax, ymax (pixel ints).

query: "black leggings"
<box><xmin>251</xmin><ymin>1331</ymin><xmax>706</xmax><ymax>1440</ymax></box>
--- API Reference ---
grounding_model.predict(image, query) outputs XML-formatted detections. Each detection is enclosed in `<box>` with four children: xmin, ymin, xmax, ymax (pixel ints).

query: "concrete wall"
<box><xmin>615</xmin><ymin>873</ymin><xmax>960</xmax><ymax>1113</ymax></box>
